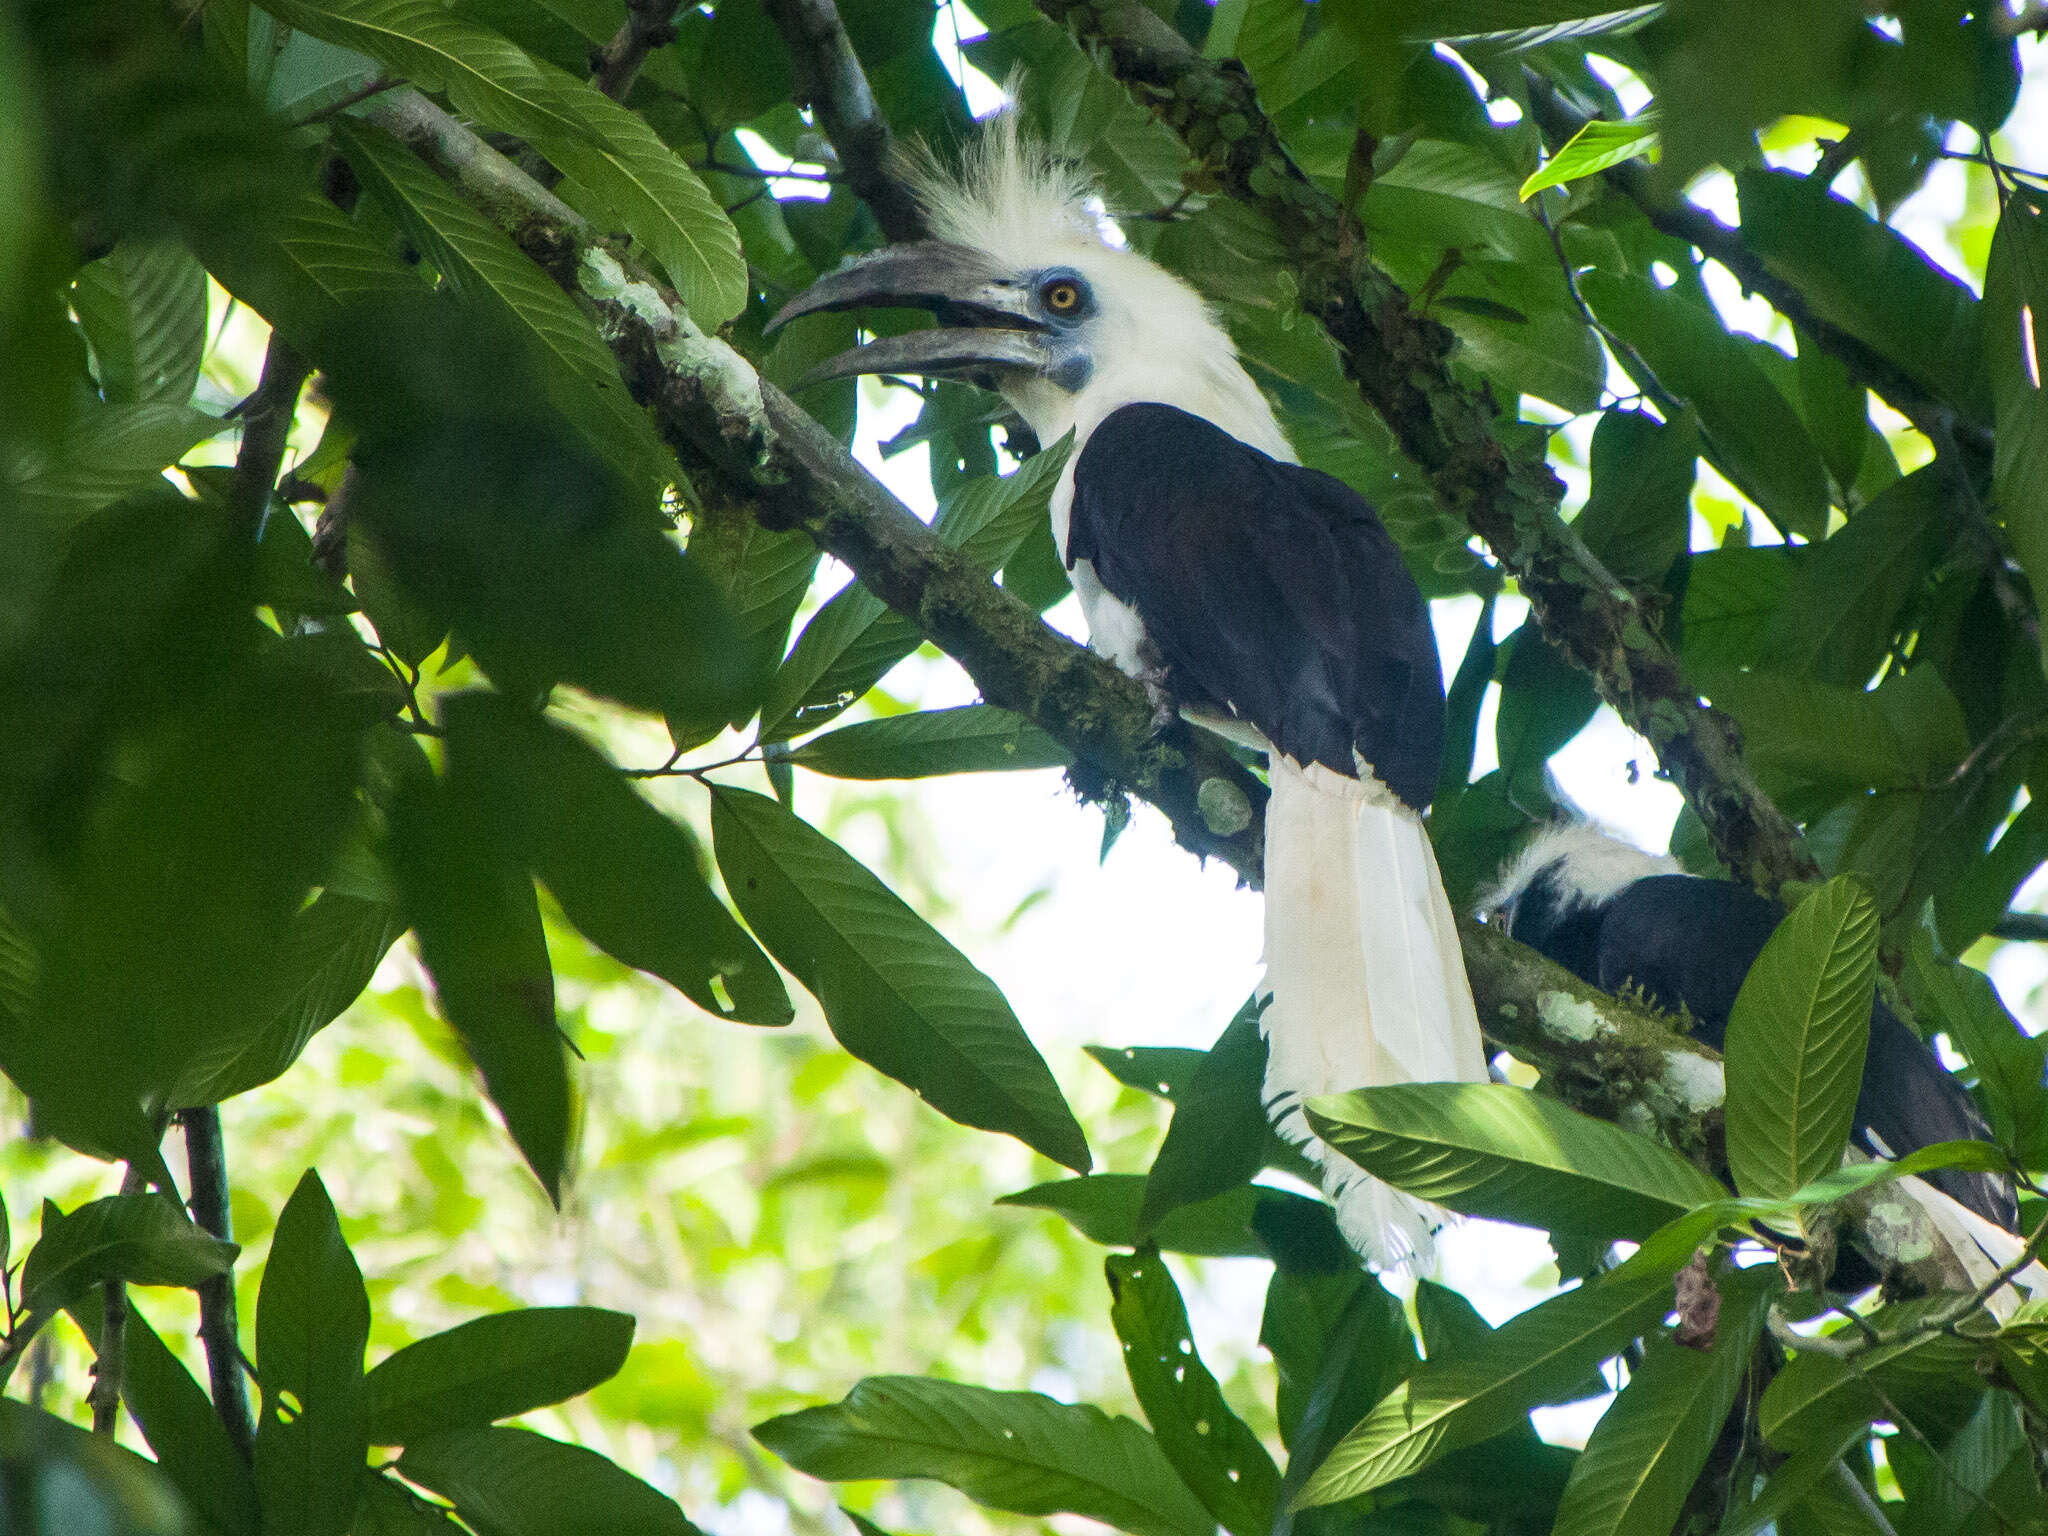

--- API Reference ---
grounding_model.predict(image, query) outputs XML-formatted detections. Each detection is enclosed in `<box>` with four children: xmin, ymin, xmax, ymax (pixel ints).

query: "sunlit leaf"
<box><xmin>1306</xmin><ymin>1082</ymin><xmax>1730</xmax><ymax>1240</ymax></box>
<box><xmin>1297</xmin><ymin>1264</ymin><xmax>1676</xmax><ymax>1505</ymax></box>
<box><xmin>1550</xmin><ymin>1268</ymin><xmax>1775</xmax><ymax>1536</ymax></box>
<box><xmin>754</xmin><ymin>1376</ymin><xmax>1213</xmax><ymax>1536</ymax></box>
<box><xmin>1521</xmin><ymin>114</ymin><xmax>1661</xmax><ymax>199</ymax></box>
<box><xmin>711</xmin><ymin>786</ymin><xmax>1089</xmax><ymax>1171</ymax></box>
<box><xmin>1723</xmin><ymin>877</ymin><xmax>1878</xmax><ymax>1199</ymax></box>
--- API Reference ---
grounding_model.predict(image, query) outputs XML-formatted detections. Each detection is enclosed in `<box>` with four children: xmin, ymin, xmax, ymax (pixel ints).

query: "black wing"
<box><xmin>1067</xmin><ymin>403</ymin><xmax>1444</xmax><ymax>810</ymax></box>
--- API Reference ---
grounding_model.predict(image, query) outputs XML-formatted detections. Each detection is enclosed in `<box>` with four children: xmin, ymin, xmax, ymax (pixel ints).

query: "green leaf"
<box><xmin>1304</xmin><ymin>1082</ymin><xmax>1730</xmax><ymax>1240</ymax></box>
<box><xmin>334</xmin><ymin>119</ymin><xmax>675</xmax><ymax>499</ymax></box>
<box><xmin>192</xmin><ymin>187</ymin><xmax>425</xmax><ymax>348</ymax></box>
<box><xmin>1724</xmin><ymin>876</ymin><xmax>1878</xmax><ymax>1199</ymax></box>
<box><xmin>1495</xmin><ymin>619</ymin><xmax>1601</xmax><ymax>807</ymax></box>
<box><xmin>1581</xmin><ymin>271</ymin><xmax>1830</xmax><ymax>538</ymax></box>
<box><xmin>1521</xmin><ymin>113</ymin><xmax>1660</xmax><ymax>198</ymax></box>
<box><xmin>760</xmin><ymin>441</ymin><xmax>1072</xmax><ymax>740</ymax></box>
<box><xmin>255</xmin><ymin>1170</ymin><xmax>371</xmax><ymax>1536</ymax></box>
<box><xmin>787</xmin><ymin>706</ymin><xmax>1071</xmax><ymax>779</ymax></box>
<box><xmin>542</xmin><ymin>81</ymin><xmax>747</xmax><ymax>325</ymax></box>
<box><xmin>1107</xmin><ymin>1249</ymin><xmax>1281</xmax><ymax>1536</ymax></box>
<box><xmin>1680</xmin><ymin>545</ymin><xmax>1793</xmax><ymax>673</ymax></box>
<box><xmin>70</xmin><ymin>241</ymin><xmax>209</xmax><ymax>405</ymax></box>
<box><xmin>1140</xmin><ymin>997</ymin><xmax>1271</xmax><ymax>1234</ymax></box>
<box><xmin>1985</xmin><ymin>188</ymin><xmax>2048</xmax><ymax>681</ymax></box>
<box><xmin>1761</xmin><ymin>1296</ymin><xmax>1996</xmax><ymax>1452</ymax></box>
<box><xmin>1572</xmin><ymin>407</ymin><xmax>1698</xmax><ymax>586</ymax></box>
<box><xmin>387</xmin><ymin>773</ymin><xmax>571</xmax><ymax>1202</ymax></box>
<box><xmin>0</xmin><ymin>1397</ymin><xmax>191</xmax><ymax>1535</ymax></box>
<box><xmin>10</xmin><ymin>401</ymin><xmax>222</xmax><ymax>520</ymax></box>
<box><xmin>1430</xmin><ymin>258</ymin><xmax>1605</xmax><ymax>412</ymax></box>
<box><xmin>20</xmin><ymin>1195</ymin><xmax>236</xmax><ymax>1319</ymax></box>
<box><xmin>65</xmin><ymin>1294</ymin><xmax>260</xmax><ymax>1536</ymax></box>
<box><xmin>1764</xmin><ymin>467</ymin><xmax>1944</xmax><ymax>687</ymax></box>
<box><xmin>1698</xmin><ymin>666</ymin><xmax>1969</xmax><ymax>793</ymax></box>
<box><xmin>358</xmin><ymin>1470</ymin><xmax>470</xmax><ymax>1533</ymax></box>
<box><xmin>319</xmin><ymin>293</ymin><xmax>755</xmax><ymax>724</ymax></box>
<box><xmin>1381</xmin><ymin>0</ymin><xmax>1665</xmax><ymax>47</ymax></box>
<box><xmin>1296</xmin><ymin>1264</ymin><xmax>1677</xmax><ymax>1506</ymax></box>
<box><xmin>711</xmin><ymin>785</ymin><xmax>1088</xmax><ymax>1171</ymax></box>
<box><xmin>1906</xmin><ymin>940</ymin><xmax>2048</xmax><ymax>1163</ymax></box>
<box><xmin>399</xmin><ymin>1425</ymin><xmax>706</xmax><ymax>1535</ymax></box>
<box><xmin>754</xmin><ymin>1376</ymin><xmax>1213</xmax><ymax>1536</ymax></box>
<box><xmin>172</xmin><ymin>892</ymin><xmax>405</xmax><ymax>1107</ymax></box>
<box><xmin>1551</xmin><ymin>1267</ymin><xmax>1775</xmax><ymax>1536</ymax></box>
<box><xmin>444</xmin><ymin>695</ymin><xmax>791</xmax><ymax>1026</ymax></box>
<box><xmin>1262</xmin><ymin>1264</ymin><xmax>1413</xmax><ymax>1457</ymax></box>
<box><xmin>997</xmin><ymin>1175</ymin><xmax>1338</xmax><ymax>1259</ymax></box>
<box><xmin>1737</xmin><ymin>169</ymin><xmax>1988</xmax><ymax>424</ymax></box>
<box><xmin>367</xmin><ymin>1307</ymin><xmax>635</xmax><ymax>1445</ymax></box>
<box><xmin>261</xmin><ymin>0</ymin><xmax>744</xmax><ymax>322</ymax></box>
<box><xmin>19</xmin><ymin>645</ymin><xmax>368</xmax><ymax>1161</ymax></box>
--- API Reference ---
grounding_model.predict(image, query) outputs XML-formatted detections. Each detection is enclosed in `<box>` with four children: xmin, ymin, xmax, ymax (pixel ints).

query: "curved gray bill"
<box><xmin>794</xmin><ymin>327</ymin><xmax>1055</xmax><ymax>388</ymax></box>
<box><xmin>767</xmin><ymin>241</ymin><xmax>1042</xmax><ymax>333</ymax></box>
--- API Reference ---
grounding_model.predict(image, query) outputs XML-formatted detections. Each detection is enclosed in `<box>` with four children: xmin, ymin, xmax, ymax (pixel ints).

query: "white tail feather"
<box><xmin>1261</xmin><ymin>758</ymin><xmax>1489</xmax><ymax>1271</ymax></box>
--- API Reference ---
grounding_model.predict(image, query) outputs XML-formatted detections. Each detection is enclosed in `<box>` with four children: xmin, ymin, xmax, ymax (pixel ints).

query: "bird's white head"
<box><xmin>769</xmin><ymin>111</ymin><xmax>1292</xmax><ymax>461</ymax></box>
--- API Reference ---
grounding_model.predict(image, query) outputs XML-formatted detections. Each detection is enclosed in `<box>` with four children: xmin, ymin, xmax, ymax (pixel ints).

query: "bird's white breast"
<box><xmin>1049</xmin><ymin>466</ymin><xmax>1152</xmax><ymax>680</ymax></box>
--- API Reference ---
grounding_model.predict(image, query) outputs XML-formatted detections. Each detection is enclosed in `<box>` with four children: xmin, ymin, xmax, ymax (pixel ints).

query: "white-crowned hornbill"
<box><xmin>772</xmin><ymin>117</ymin><xmax>1486</xmax><ymax>1267</ymax></box>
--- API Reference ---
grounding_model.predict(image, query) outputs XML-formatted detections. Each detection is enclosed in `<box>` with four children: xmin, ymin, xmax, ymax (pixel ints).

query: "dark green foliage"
<box><xmin>2</xmin><ymin>3</ymin><xmax>2046</xmax><ymax>1531</ymax></box>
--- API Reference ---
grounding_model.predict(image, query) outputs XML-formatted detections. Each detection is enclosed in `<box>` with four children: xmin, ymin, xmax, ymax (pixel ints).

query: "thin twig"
<box><xmin>180</xmin><ymin>1108</ymin><xmax>255</xmax><ymax>1461</ymax></box>
<box><xmin>590</xmin><ymin>0</ymin><xmax>682</xmax><ymax>104</ymax></box>
<box><xmin>226</xmin><ymin>333</ymin><xmax>311</xmax><ymax>543</ymax></box>
<box><xmin>289</xmin><ymin>75</ymin><xmax>398</xmax><ymax>130</ymax></box>
<box><xmin>89</xmin><ymin>1165</ymin><xmax>148</xmax><ymax>1437</ymax></box>
<box><xmin>762</xmin><ymin>0</ymin><xmax>929</xmax><ymax>241</ymax></box>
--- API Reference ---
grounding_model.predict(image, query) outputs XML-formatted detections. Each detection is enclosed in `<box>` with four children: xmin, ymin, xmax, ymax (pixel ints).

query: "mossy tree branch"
<box><xmin>353</xmin><ymin>86</ymin><xmax>1978</xmax><ymax>1297</ymax></box>
<box><xmin>1032</xmin><ymin>0</ymin><xmax>1819</xmax><ymax>898</ymax></box>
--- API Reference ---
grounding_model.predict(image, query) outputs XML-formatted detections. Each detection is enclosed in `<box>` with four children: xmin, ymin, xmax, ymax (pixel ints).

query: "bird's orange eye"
<box><xmin>1043</xmin><ymin>280</ymin><xmax>1082</xmax><ymax>314</ymax></box>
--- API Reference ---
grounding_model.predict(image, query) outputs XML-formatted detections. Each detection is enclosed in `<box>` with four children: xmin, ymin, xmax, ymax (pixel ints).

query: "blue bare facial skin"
<box><xmin>1031</xmin><ymin>269</ymin><xmax>1096</xmax><ymax>392</ymax></box>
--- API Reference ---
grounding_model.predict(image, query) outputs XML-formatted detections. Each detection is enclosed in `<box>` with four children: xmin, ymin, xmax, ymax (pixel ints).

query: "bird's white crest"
<box><xmin>1479</xmin><ymin>822</ymin><xmax>1681</xmax><ymax>919</ymax></box>
<box><xmin>897</xmin><ymin>111</ymin><xmax>1292</xmax><ymax>461</ymax></box>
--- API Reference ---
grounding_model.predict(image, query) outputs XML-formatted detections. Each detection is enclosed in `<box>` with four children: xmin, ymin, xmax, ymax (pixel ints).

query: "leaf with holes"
<box><xmin>711</xmin><ymin>786</ymin><xmax>1087</xmax><ymax>1171</ymax></box>
<box><xmin>1107</xmin><ymin>1250</ymin><xmax>1280</xmax><ymax>1536</ymax></box>
<box><xmin>1139</xmin><ymin>997</ymin><xmax>1271</xmax><ymax>1234</ymax></box>
<box><xmin>1723</xmin><ymin>877</ymin><xmax>1878</xmax><ymax>1199</ymax></box>
<box><xmin>754</xmin><ymin>1376</ymin><xmax>1212</xmax><ymax>1536</ymax></box>
<box><xmin>444</xmin><ymin>695</ymin><xmax>790</xmax><ymax>1026</ymax></box>
<box><xmin>255</xmin><ymin>1171</ymin><xmax>370</xmax><ymax>1536</ymax></box>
